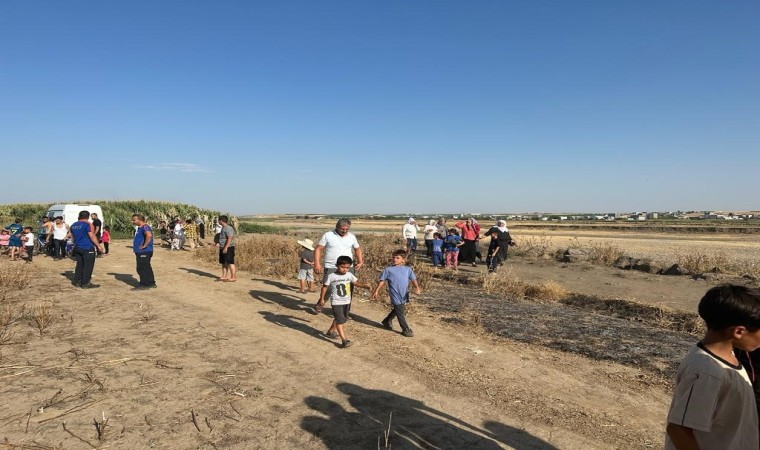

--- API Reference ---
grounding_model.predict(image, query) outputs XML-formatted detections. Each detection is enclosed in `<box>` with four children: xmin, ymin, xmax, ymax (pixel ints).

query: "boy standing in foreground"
<box><xmin>371</xmin><ymin>249</ymin><xmax>421</xmax><ymax>337</ymax></box>
<box><xmin>319</xmin><ymin>256</ymin><xmax>371</xmax><ymax>348</ymax></box>
<box><xmin>665</xmin><ymin>284</ymin><xmax>760</xmax><ymax>450</ymax></box>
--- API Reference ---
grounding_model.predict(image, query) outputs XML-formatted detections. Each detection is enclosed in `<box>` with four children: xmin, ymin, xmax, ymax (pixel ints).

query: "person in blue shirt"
<box><xmin>431</xmin><ymin>233</ymin><xmax>444</xmax><ymax>269</ymax></box>
<box><xmin>5</xmin><ymin>218</ymin><xmax>23</xmax><ymax>261</ymax></box>
<box><xmin>131</xmin><ymin>214</ymin><xmax>156</xmax><ymax>290</ymax></box>
<box><xmin>371</xmin><ymin>249</ymin><xmax>422</xmax><ymax>337</ymax></box>
<box><xmin>443</xmin><ymin>228</ymin><xmax>464</xmax><ymax>270</ymax></box>
<box><xmin>69</xmin><ymin>210</ymin><xmax>105</xmax><ymax>288</ymax></box>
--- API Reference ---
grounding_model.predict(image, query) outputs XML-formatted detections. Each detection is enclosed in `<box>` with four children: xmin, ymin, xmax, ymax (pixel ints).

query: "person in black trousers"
<box><xmin>132</xmin><ymin>214</ymin><xmax>156</xmax><ymax>290</ymax></box>
<box><xmin>69</xmin><ymin>210</ymin><xmax>104</xmax><ymax>288</ymax></box>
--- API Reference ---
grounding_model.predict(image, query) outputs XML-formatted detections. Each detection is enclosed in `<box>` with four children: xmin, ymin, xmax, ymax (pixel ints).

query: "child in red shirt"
<box><xmin>102</xmin><ymin>226</ymin><xmax>111</xmax><ymax>255</ymax></box>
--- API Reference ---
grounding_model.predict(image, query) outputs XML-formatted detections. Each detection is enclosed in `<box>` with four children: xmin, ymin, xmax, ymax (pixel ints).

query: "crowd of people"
<box><xmin>401</xmin><ymin>216</ymin><xmax>516</xmax><ymax>273</ymax></box>
<box><xmin>5</xmin><ymin>210</ymin><xmax>760</xmax><ymax>448</ymax></box>
<box><xmin>156</xmin><ymin>216</ymin><xmax>207</xmax><ymax>251</ymax></box>
<box><xmin>1</xmin><ymin>214</ymin><xmax>108</xmax><ymax>262</ymax></box>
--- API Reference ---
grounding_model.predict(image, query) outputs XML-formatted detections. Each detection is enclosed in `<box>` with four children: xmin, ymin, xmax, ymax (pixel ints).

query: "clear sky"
<box><xmin>1</xmin><ymin>1</ymin><xmax>758</xmax><ymax>214</ymax></box>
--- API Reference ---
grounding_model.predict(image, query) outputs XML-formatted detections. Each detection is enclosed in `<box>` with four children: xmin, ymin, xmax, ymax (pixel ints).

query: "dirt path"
<box><xmin>1</xmin><ymin>242</ymin><xmax>673</xmax><ymax>449</ymax></box>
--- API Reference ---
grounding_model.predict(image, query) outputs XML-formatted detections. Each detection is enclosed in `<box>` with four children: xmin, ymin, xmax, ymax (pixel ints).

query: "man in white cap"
<box><xmin>297</xmin><ymin>238</ymin><xmax>316</xmax><ymax>293</ymax></box>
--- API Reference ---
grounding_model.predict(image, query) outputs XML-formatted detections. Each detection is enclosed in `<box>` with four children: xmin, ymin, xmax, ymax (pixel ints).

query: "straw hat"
<box><xmin>297</xmin><ymin>238</ymin><xmax>315</xmax><ymax>251</ymax></box>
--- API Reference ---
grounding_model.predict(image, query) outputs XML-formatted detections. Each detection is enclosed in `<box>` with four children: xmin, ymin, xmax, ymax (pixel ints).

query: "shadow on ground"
<box><xmin>250</xmin><ymin>290</ymin><xmax>312</xmax><ymax>313</ymax></box>
<box><xmin>255</xmin><ymin>278</ymin><xmax>299</xmax><ymax>292</ymax></box>
<box><xmin>249</xmin><ymin>290</ymin><xmax>385</xmax><ymax>330</ymax></box>
<box><xmin>107</xmin><ymin>272</ymin><xmax>140</xmax><ymax>287</ymax></box>
<box><xmin>302</xmin><ymin>382</ymin><xmax>558</xmax><ymax>449</ymax></box>
<box><xmin>179</xmin><ymin>267</ymin><xmax>218</xmax><ymax>279</ymax></box>
<box><xmin>258</xmin><ymin>311</ymin><xmax>338</xmax><ymax>346</ymax></box>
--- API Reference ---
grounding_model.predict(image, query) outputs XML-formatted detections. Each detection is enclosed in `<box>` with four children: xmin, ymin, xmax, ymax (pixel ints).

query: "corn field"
<box><xmin>0</xmin><ymin>201</ymin><xmax>233</xmax><ymax>237</ymax></box>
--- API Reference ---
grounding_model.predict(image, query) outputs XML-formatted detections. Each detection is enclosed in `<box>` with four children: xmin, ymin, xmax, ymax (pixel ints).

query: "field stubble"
<box><xmin>198</xmin><ymin>231</ymin><xmax>711</xmax><ymax>381</ymax></box>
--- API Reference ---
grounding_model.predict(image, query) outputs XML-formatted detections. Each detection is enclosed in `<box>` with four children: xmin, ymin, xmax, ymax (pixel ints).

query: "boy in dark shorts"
<box><xmin>665</xmin><ymin>284</ymin><xmax>760</xmax><ymax>449</ymax></box>
<box><xmin>371</xmin><ymin>249</ymin><xmax>421</xmax><ymax>337</ymax></box>
<box><xmin>318</xmin><ymin>256</ymin><xmax>371</xmax><ymax>348</ymax></box>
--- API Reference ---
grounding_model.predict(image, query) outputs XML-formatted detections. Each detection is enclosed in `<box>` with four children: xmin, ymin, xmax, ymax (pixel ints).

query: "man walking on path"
<box><xmin>70</xmin><ymin>210</ymin><xmax>104</xmax><ymax>288</ymax></box>
<box><xmin>218</xmin><ymin>215</ymin><xmax>237</xmax><ymax>282</ymax></box>
<box><xmin>313</xmin><ymin>218</ymin><xmax>364</xmax><ymax>313</ymax></box>
<box><xmin>132</xmin><ymin>214</ymin><xmax>156</xmax><ymax>290</ymax></box>
<box><xmin>314</xmin><ymin>218</ymin><xmax>364</xmax><ymax>281</ymax></box>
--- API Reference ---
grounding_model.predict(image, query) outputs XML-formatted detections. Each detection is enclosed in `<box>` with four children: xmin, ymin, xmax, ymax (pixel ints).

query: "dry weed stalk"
<box><xmin>378</xmin><ymin>411</ymin><xmax>392</xmax><ymax>449</ymax></box>
<box><xmin>0</xmin><ymin>324</ymin><xmax>15</xmax><ymax>345</ymax></box>
<box><xmin>676</xmin><ymin>251</ymin><xmax>730</xmax><ymax>274</ymax></box>
<box><xmin>513</xmin><ymin>233</ymin><xmax>554</xmax><ymax>258</ymax></box>
<box><xmin>94</xmin><ymin>411</ymin><xmax>109</xmax><ymax>441</ymax></box>
<box><xmin>0</xmin><ymin>265</ymin><xmax>32</xmax><ymax>292</ymax></box>
<box><xmin>1</xmin><ymin>303</ymin><xmax>21</xmax><ymax>327</ymax></box>
<box><xmin>482</xmin><ymin>271</ymin><xmax>569</xmax><ymax>302</ymax></box>
<box><xmin>583</xmin><ymin>241</ymin><xmax>624</xmax><ymax>265</ymax></box>
<box><xmin>139</xmin><ymin>304</ymin><xmax>155</xmax><ymax>322</ymax></box>
<box><xmin>33</xmin><ymin>303</ymin><xmax>54</xmax><ymax>337</ymax></box>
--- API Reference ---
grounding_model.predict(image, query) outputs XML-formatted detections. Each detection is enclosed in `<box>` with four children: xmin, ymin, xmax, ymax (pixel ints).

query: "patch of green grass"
<box><xmin>238</xmin><ymin>222</ymin><xmax>284</xmax><ymax>234</ymax></box>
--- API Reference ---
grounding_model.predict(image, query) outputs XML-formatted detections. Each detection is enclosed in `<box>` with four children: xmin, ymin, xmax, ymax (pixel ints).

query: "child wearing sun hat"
<box><xmin>297</xmin><ymin>238</ymin><xmax>316</xmax><ymax>293</ymax></box>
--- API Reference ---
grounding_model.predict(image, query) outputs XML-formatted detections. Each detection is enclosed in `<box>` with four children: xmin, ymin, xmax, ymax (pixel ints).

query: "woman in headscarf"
<box><xmin>455</xmin><ymin>217</ymin><xmax>480</xmax><ymax>266</ymax></box>
<box><xmin>479</xmin><ymin>220</ymin><xmax>516</xmax><ymax>273</ymax></box>
<box><xmin>435</xmin><ymin>218</ymin><xmax>447</xmax><ymax>240</ymax></box>
<box><xmin>401</xmin><ymin>218</ymin><xmax>420</xmax><ymax>256</ymax></box>
<box><xmin>422</xmin><ymin>220</ymin><xmax>438</xmax><ymax>257</ymax></box>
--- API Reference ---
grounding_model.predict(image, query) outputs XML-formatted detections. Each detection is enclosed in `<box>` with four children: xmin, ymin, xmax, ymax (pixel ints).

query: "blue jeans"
<box><xmin>432</xmin><ymin>252</ymin><xmax>444</xmax><ymax>267</ymax></box>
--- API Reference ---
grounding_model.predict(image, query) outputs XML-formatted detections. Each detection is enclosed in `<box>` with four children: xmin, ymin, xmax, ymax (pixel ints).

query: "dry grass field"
<box><xmin>252</xmin><ymin>217</ymin><xmax>760</xmax><ymax>278</ymax></box>
<box><xmin>1</xmin><ymin>220</ymin><xmax>758</xmax><ymax>449</ymax></box>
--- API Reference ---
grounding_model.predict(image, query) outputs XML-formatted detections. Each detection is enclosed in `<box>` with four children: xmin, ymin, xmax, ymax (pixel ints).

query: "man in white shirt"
<box><xmin>314</xmin><ymin>218</ymin><xmax>364</xmax><ymax>282</ymax></box>
<box><xmin>313</xmin><ymin>218</ymin><xmax>364</xmax><ymax>315</ymax></box>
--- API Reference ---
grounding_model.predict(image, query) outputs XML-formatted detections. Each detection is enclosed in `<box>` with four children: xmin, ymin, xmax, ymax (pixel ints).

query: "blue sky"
<box><xmin>1</xmin><ymin>1</ymin><xmax>758</xmax><ymax>214</ymax></box>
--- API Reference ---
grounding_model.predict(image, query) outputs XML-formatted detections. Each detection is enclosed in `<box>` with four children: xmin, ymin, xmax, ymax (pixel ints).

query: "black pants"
<box><xmin>136</xmin><ymin>252</ymin><xmax>155</xmax><ymax>286</ymax></box>
<box><xmin>424</xmin><ymin>239</ymin><xmax>433</xmax><ymax>257</ymax></box>
<box><xmin>458</xmin><ymin>240</ymin><xmax>477</xmax><ymax>264</ymax></box>
<box><xmin>384</xmin><ymin>303</ymin><xmax>410</xmax><ymax>331</ymax></box>
<box><xmin>73</xmin><ymin>247</ymin><xmax>96</xmax><ymax>284</ymax></box>
<box><xmin>487</xmin><ymin>247</ymin><xmax>509</xmax><ymax>272</ymax></box>
<box><xmin>104</xmin><ymin>242</ymin><xmax>109</xmax><ymax>254</ymax></box>
<box><xmin>198</xmin><ymin>223</ymin><xmax>205</xmax><ymax>240</ymax></box>
<box><xmin>25</xmin><ymin>246</ymin><xmax>34</xmax><ymax>261</ymax></box>
<box><xmin>54</xmin><ymin>239</ymin><xmax>67</xmax><ymax>258</ymax></box>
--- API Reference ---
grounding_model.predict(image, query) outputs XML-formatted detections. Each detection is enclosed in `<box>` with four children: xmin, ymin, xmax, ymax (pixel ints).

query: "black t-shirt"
<box><xmin>92</xmin><ymin>219</ymin><xmax>102</xmax><ymax>238</ymax></box>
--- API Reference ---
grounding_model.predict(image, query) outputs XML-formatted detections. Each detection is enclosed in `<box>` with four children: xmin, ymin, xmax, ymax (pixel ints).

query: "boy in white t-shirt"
<box><xmin>318</xmin><ymin>256</ymin><xmax>371</xmax><ymax>349</ymax></box>
<box><xmin>21</xmin><ymin>226</ymin><xmax>35</xmax><ymax>262</ymax></box>
<box><xmin>665</xmin><ymin>284</ymin><xmax>760</xmax><ymax>450</ymax></box>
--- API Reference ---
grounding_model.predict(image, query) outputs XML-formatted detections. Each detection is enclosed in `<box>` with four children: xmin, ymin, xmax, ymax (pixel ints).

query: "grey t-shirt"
<box><xmin>299</xmin><ymin>249</ymin><xmax>314</xmax><ymax>270</ymax></box>
<box><xmin>219</xmin><ymin>225</ymin><xmax>235</xmax><ymax>247</ymax></box>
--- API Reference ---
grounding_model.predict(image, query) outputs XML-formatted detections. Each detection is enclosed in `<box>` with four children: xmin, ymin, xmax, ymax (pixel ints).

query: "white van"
<box><xmin>45</xmin><ymin>204</ymin><xmax>105</xmax><ymax>228</ymax></box>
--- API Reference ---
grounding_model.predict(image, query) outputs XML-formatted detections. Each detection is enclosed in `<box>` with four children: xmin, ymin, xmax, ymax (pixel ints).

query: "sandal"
<box><xmin>341</xmin><ymin>340</ymin><xmax>354</xmax><ymax>348</ymax></box>
<box><xmin>325</xmin><ymin>331</ymin><xmax>339</xmax><ymax>339</ymax></box>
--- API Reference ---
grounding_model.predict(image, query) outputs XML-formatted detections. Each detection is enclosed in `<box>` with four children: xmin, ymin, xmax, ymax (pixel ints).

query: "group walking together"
<box><xmin>405</xmin><ymin>216</ymin><xmax>516</xmax><ymax>273</ymax></box>
<box><xmin>302</xmin><ymin>218</ymin><xmax>420</xmax><ymax>349</ymax></box>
